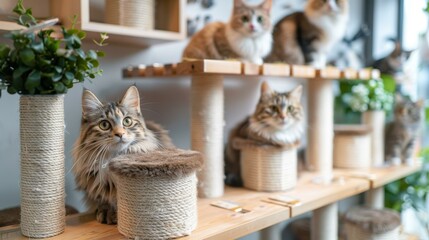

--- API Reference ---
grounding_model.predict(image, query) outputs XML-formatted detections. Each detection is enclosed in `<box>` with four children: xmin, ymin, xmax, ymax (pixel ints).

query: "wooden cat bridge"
<box><xmin>0</xmin><ymin>60</ymin><xmax>420</xmax><ymax>240</ymax></box>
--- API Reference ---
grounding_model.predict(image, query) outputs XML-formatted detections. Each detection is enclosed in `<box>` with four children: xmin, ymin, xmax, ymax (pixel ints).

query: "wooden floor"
<box><xmin>0</xmin><ymin>164</ymin><xmax>421</xmax><ymax>240</ymax></box>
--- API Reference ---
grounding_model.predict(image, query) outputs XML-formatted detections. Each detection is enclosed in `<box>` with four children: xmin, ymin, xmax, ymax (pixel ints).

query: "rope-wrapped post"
<box><xmin>20</xmin><ymin>95</ymin><xmax>65</xmax><ymax>238</ymax></box>
<box><xmin>344</xmin><ymin>207</ymin><xmax>400</xmax><ymax>240</ymax></box>
<box><xmin>334</xmin><ymin>125</ymin><xmax>371</xmax><ymax>169</ymax></box>
<box><xmin>191</xmin><ymin>74</ymin><xmax>224</xmax><ymax>198</ymax></box>
<box><xmin>365</xmin><ymin>188</ymin><xmax>385</xmax><ymax>209</ymax></box>
<box><xmin>110</xmin><ymin>149</ymin><xmax>203</xmax><ymax>239</ymax></box>
<box><xmin>233</xmin><ymin>138</ymin><xmax>299</xmax><ymax>192</ymax></box>
<box><xmin>307</xmin><ymin>77</ymin><xmax>337</xmax><ymax>240</ymax></box>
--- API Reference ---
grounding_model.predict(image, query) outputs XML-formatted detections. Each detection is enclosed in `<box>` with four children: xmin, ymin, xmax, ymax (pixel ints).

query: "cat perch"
<box><xmin>233</xmin><ymin>138</ymin><xmax>300</xmax><ymax>192</ymax></box>
<box><xmin>109</xmin><ymin>149</ymin><xmax>203</xmax><ymax>239</ymax></box>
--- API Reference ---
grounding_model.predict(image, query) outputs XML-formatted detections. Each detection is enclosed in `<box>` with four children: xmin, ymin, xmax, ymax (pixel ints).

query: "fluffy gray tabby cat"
<box><xmin>385</xmin><ymin>95</ymin><xmax>423</xmax><ymax>165</ymax></box>
<box><xmin>73</xmin><ymin>86</ymin><xmax>174</xmax><ymax>224</ymax></box>
<box><xmin>225</xmin><ymin>81</ymin><xmax>305</xmax><ymax>186</ymax></box>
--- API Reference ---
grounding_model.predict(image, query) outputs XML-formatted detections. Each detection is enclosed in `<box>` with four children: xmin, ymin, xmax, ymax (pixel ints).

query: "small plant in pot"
<box><xmin>0</xmin><ymin>0</ymin><xmax>106</xmax><ymax>238</ymax></box>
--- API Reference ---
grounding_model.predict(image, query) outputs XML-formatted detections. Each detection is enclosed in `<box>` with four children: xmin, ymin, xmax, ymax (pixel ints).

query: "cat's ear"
<box><xmin>416</xmin><ymin>99</ymin><xmax>425</xmax><ymax>109</ymax></box>
<box><xmin>82</xmin><ymin>89</ymin><xmax>103</xmax><ymax>117</ymax></box>
<box><xmin>289</xmin><ymin>85</ymin><xmax>303</xmax><ymax>101</ymax></box>
<box><xmin>261</xmin><ymin>81</ymin><xmax>273</xmax><ymax>97</ymax></box>
<box><xmin>234</xmin><ymin>0</ymin><xmax>245</xmax><ymax>8</ymax></box>
<box><xmin>120</xmin><ymin>86</ymin><xmax>141</xmax><ymax>113</ymax></box>
<box><xmin>259</xmin><ymin>0</ymin><xmax>272</xmax><ymax>11</ymax></box>
<box><xmin>395</xmin><ymin>93</ymin><xmax>404</xmax><ymax>103</ymax></box>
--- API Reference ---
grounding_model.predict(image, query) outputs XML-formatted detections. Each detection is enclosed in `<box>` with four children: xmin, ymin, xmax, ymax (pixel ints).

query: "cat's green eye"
<box><xmin>123</xmin><ymin>117</ymin><xmax>133</xmax><ymax>127</ymax></box>
<box><xmin>241</xmin><ymin>16</ymin><xmax>249</xmax><ymax>23</ymax></box>
<box><xmin>257</xmin><ymin>16</ymin><xmax>263</xmax><ymax>23</ymax></box>
<box><xmin>99</xmin><ymin>120</ymin><xmax>111</xmax><ymax>130</ymax></box>
<box><xmin>288</xmin><ymin>106</ymin><xmax>295</xmax><ymax>112</ymax></box>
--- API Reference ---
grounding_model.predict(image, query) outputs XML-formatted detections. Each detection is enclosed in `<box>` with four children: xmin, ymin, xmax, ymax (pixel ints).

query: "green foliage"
<box><xmin>0</xmin><ymin>0</ymin><xmax>106</xmax><ymax>96</ymax></box>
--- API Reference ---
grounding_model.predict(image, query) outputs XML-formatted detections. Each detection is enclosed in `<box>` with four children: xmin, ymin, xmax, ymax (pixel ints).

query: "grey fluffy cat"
<box><xmin>225</xmin><ymin>82</ymin><xmax>305</xmax><ymax>186</ymax></box>
<box><xmin>385</xmin><ymin>95</ymin><xmax>423</xmax><ymax>165</ymax></box>
<box><xmin>265</xmin><ymin>0</ymin><xmax>348</xmax><ymax>68</ymax></box>
<box><xmin>73</xmin><ymin>86</ymin><xmax>174</xmax><ymax>224</ymax></box>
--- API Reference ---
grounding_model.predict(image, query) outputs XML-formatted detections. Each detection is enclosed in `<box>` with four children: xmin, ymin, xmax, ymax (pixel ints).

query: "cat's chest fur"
<box><xmin>306</xmin><ymin>12</ymin><xmax>348</xmax><ymax>51</ymax></box>
<box><xmin>248</xmin><ymin>120</ymin><xmax>304</xmax><ymax>145</ymax></box>
<box><xmin>225</xmin><ymin>25</ymin><xmax>272</xmax><ymax>63</ymax></box>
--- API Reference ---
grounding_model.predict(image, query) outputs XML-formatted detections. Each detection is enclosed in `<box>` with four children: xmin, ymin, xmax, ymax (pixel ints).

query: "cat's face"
<box><xmin>81</xmin><ymin>86</ymin><xmax>146</xmax><ymax>153</ymax></box>
<box><xmin>395</xmin><ymin>95</ymin><xmax>424</xmax><ymax>124</ymax></box>
<box><xmin>230</xmin><ymin>0</ymin><xmax>272</xmax><ymax>37</ymax></box>
<box><xmin>308</xmin><ymin>0</ymin><xmax>348</xmax><ymax>15</ymax></box>
<box><xmin>252</xmin><ymin>82</ymin><xmax>304</xmax><ymax>130</ymax></box>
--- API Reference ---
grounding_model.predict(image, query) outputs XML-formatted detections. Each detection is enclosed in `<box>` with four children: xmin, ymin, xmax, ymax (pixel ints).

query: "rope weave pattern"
<box><xmin>20</xmin><ymin>95</ymin><xmax>65</xmax><ymax>238</ymax></box>
<box><xmin>116</xmin><ymin>173</ymin><xmax>198</xmax><ymax>239</ymax></box>
<box><xmin>345</xmin><ymin>224</ymin><xmax>399</xmax><ymax>240</ymax></box>
<box><xmin>241</xmin><ymin>147</ymin><xmax>297</xmax><ymax>191</ymax></box>
<box><xmin>334</xmin><ymin>134</ymin><xmax>371</xmax><ymax>169</ymax></box>
<box><xmin>105</xmin><ymin>0</ymin><xmax>154</xmax><ymax>30</ymax></box>
<box><xmin>191</xmin><ymin>76</ymin><xmax>224</xmax><ymax>198</ymax></box>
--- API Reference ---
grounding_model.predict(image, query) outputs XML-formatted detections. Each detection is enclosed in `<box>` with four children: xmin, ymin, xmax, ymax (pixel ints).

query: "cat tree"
<box><xmin>123</xmin><ymin>59</ymin><xmax>380</xmax><ymax>240</ymax></box>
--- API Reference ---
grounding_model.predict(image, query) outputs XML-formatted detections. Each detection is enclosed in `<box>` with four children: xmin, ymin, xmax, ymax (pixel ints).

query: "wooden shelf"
<box><xmin>50</xmin><ymin>0</ymin><xmax>186</xmax><ymax>46</ymax></box>
<box><xmin>122</xmin><ymin>59</ymin><xmax>381</xmax><ymax>79</ymax></box>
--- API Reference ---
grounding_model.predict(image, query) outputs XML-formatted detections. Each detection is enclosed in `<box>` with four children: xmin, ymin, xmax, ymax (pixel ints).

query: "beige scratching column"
<box><xmin>191</xmin><ymin>74</ymin><xmax>224</xmax><ymax>198</ymax></box>
<box><xmin>307</xmin><ymin>78</ymin><xmax>337</xmax><ymax>240</ymax></box>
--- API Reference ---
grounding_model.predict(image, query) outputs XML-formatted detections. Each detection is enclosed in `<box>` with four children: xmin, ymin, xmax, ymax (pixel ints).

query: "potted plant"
<box><xmin>338</xmin><ymin>79</ymin><xmax>394</xmax><ymax>167</ymax></box>
<box><xmin>0</xmin><ymin>1</ymin><xmax>106</xmax><ymax>237</ymax></box>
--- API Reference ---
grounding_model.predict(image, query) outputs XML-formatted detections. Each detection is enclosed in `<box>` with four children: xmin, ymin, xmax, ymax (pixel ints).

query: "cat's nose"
<box><xmin>115</xmin><ymin>133</ymin><xmax>124</xmax><ymax>138</ymax></box>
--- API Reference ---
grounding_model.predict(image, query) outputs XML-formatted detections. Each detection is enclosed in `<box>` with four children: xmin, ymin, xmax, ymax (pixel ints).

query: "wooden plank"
<box><xmin>290</xmin><ymin>65</ymin><xmax>316</xmax><ymax>78</ymax></box>
<box><xmin>357</xmin><ymin>69</ymin><xmax>374</xmax><ymax>80</ymax></box>
<box><xmin>241</xmin><ymin>62</ymin><xmax>261</xmax><ymax>75</ymax></box>
<box><xmin>122</xmin><ymin>65</ymin><xmax>146</xmax><ymax>78</ymax></box>
<box><xmin>334</xmin><ymin>164</ymin><xmax>421</xmax><ymax>188</ymax></box>
<box><xmin>283</xmin><ymin>172</ymin><xmax>370</xmax><ymax>217</ymax></box>
<box><xmin>177</xmin><ymin>60</ymin><xmax>242</xmax><ymax>75</ymax></box>
<box><xmin>316</xmin><ymin>66</ymin><xmax>341</xmax><ymax>79</ymax></box>
<box><xmin>261</xmin><ymin>63</ymin><xmax>290</xmax><ymax>76</ymax></box>
<box><xmin>340</xmin><ymin>68</ymin><xmax>358</xmax><ymax>79</ymax></box>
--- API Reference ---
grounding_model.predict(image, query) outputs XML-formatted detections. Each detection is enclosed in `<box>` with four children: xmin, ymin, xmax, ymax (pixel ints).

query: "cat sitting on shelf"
<box><xmin>225</xmin><ymin>81</ymin><xmax>305</xmax><ymax>186</ymax></box>
<box><xmin>73</xmin><ymin>86</ymin><xmax>174</xmax><ymax>224</ymax></box>
<box><xmin>385</xmin><ymin>94</ymin><xmax>424</xmax><ymax>166</ymax></box>
<box><xmin>182</xmin><ymin>0</ymin><xmax>273</xmax><ymax>64</ymax></box>
<box><xmin>265</xmin><ymin>0</ymin><xmax>349</xmax><ymax>68</ymax></box>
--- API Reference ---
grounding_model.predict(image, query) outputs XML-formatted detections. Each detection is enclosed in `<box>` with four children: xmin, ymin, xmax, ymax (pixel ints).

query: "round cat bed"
<box><xmin>344</xmin><ymin>207</ymin><xmax>401</xmax><ymax>240</ymax></box>
<box><xmin>334</xmin><ymin>125</ymin><xmax>372</xmax><ymax>169</ymax></box>
<box><xmin>233</xmin><ymin>138</ymin><xmax>299</xmax><ymax>192</ymax></box>
<box><xmin>110</xmin><ymin>149</ymin><xmax>203</xmax><ymax>240</ymax></box>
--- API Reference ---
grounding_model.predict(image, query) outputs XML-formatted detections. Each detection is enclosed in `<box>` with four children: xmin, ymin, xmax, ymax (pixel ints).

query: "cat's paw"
<box><xmin>391</xmin><ymin>157</ymin><xmax>402</xmax><ymax>166</ymax></box>
<box><xmin>96</xmin><ymin>204</ymin><xmax>117</xmax><ymax>225</ymax></box>
<box><xmin>405</xmin><ymin>158</ymin><xmax>415</xmax><ymax>166</ymax></box>
<box><xmin>224</xmin><ymin>174</ymin><xmax>243</xmax><ymax>187</ymax></box>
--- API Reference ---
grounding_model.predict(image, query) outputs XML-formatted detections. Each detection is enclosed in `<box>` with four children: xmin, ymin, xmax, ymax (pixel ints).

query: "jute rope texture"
<box><xmin>105</xmin><ymin>0</ymin><xmax>154</xmax><ymax>30</ymax></box>
<box><xmin>345</xmin><ymin>224</ymin><xmax>399</xmax><ymax>240</ymax></box>
<box><xmin>191</xmin><ymin>76</ymin><xmax>224</xmax><ymax>198</ymax></box>
<box><xmin>20</xmin><ymin>95</ymin><xmax>65</xmax><ymax>238</ymax></box>
<box><xmin>116</xmin><ymin>173</ymin><xmax>198</xmax><ymax>239</ymax></box>
<box><xmin>241</xmin><ymin>147</ymin><xmax>297</xmax><ymax>191</ymax></box>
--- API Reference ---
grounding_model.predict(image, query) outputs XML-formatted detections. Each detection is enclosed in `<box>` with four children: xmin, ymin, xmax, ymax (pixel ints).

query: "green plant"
<box><xmin>385</xmin><ymin>148</ymin><xmax>429</xmax><ymax>235</ymax></box>
<box><xmin>0</xmin><ymin>0</ymin><xmax>107</xmax><ymax>97</ymax></box>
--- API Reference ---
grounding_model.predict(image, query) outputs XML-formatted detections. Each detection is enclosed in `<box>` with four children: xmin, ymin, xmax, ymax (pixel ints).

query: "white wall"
<box><xmin>0</xmin><ymin>0</ymin><xmax>366</xmax><ymax>239</ymax></box>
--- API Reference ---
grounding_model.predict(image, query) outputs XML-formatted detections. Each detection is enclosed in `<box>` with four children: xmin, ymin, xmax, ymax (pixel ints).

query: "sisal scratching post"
<box><xmin>366</xmin><ymin>188</ymin><xmax>385</xmax><ymax>209</ymax></box>
<box><xmin>333</xmin><ymin>125</ymin><xmax>371</xmax><ymax>169</ymax></box>
<box><xmin>312</xmin><ymin>203</ymin><xmax>338</xmax><ymax>240</ymax></box>
<box><xmin>191</xmin><ymin>75</ymin><xmax>224</xmax><ymax>198</ymax></box>
<box><xmin>20</xmin><ymin>95</ymin><xmax>65</xmax><ymax>238</ymax></box>
<box><xmin>362</xmin><ymin>111</ymin><xmax>385</xmax><ymax>167</ymax></box>
<box><xmin>110</xmin><ymin>149</ymin><xmax>203</xmax><ymax>240</ymax></box>
<box><xmin>233</xmin><ymin>138</ymin><xmax>299</xmax><ymax>192</ymax></box>
<box><xmin>344</xmin><ymin>207</ymin><xmax>400</xmax><ymax>240</ymax></box>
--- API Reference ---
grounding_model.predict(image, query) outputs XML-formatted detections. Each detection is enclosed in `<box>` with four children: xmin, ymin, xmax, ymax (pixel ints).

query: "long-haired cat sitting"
<box><xmin>182</xmin><ymin>0</ymin><xmax>273</xmax><ymax>64</ymax></box>
<box><xmin>225</xmin><ymin>81</ymin><xmax>305</xmax><ymax>186</ymax></box>
<box><xmin>73</xmin><ymin>86</ymin><xmax>174</xmax><ymax>224</ymax></box>
<box><xmin>385</xmin><ymin>95</ymin><xmax>423</xmax><ymax>166</ymax></box>
<box><xmin>265</xmin><ymin>0</ymin><xmax>348</xmax><ymax>68</ymax></box>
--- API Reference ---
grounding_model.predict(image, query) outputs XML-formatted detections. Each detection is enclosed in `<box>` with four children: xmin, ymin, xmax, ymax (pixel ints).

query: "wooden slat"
<box><xmin>261</xmin><ymin>63</ymin><xmax>290</xmax><ymax>76</ymax></box>
<box><xmin>316</xmin><ymin>66</ymin><xmax>341</xmax><ymax>79</ymax></box>
<box><xmin>340</xmin><ymin>68</ymin><xmax>358</xmax><ymax>79</ymax></box>
<box><xmin>357</xmin><ymin>69</ymin><xmax>373</xmax><ymax>80</ymax></box>
<box><xmin>177</xmin><ymin>60</ymin><xmax>242</xmax><ymax>75</ymax></box>
<box><xmin>241</xmin><ymin>62</ymin><xmax>261</xmax><ymax>75</ymax></box>
<box><xmin>290</xmin><ymin>65</ymin><xmax>316</xmax><ymax>78</ymax></box>
<box><xmin>335</xmin><ymin>164</ymin><xmax>421</xmax><ymax>188</ymax></box>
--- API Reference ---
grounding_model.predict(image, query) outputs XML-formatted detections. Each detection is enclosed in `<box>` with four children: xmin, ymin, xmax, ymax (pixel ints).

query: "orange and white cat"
<box><xmin>183</xmin><ymin>0</ymin><xmax>273</xmax><ymax>64</ymax></box>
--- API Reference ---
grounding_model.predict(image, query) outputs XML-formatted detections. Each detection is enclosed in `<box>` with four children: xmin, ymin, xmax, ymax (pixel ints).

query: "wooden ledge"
<box><xmin>123</xmin><ymin>59</ymin><xmax>380</xmax><ymax>80</ymax></box>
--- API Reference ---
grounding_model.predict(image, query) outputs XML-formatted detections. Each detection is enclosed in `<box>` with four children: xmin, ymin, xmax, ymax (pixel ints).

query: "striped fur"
<box><xmin>385</xmin><ymin>95</ymin><xmax>423</xmax><ymax>164</ymax></box>
<box><xmin>225</xmin><ymin>82</ymin><xmax>305</xmax><ymax>186</ymax></box>
<box><xmin>72</xmin><ymin>86</ymin><xmax>174</xmax><ymax>224</ymax></box>
<box><xmin>182</xmin><ymin>0</ymin><xmax>272</xmax><ymax>64</ymax></box>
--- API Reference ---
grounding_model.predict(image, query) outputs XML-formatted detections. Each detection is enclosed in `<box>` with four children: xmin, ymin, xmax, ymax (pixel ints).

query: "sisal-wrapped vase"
<box><xmin>110</xmin><ymin>149</ymin><xmax>203</xmax><ymax>240</ymax></box>
<box><xmin>105</xmin><ymin>0</ymin><xmax>155</xmax><ymax>30</ymax></box>
<box><xmin>334</xmin><ymin>125</ymin><xmax>371</xmax><ymax>169</ymax></box>
<box><xmin>20</xmin><ymin>95</ymin><xmax>65</xmax><ymax>238</ymax></box>
<box><xmin>344</xmin><ymin>207</ymin><xmax>401</xmax><ymax>240</ymax></box>
<box><xmin>233</xmin><ymin>138</ymin><xmax>299</xmax><ymax>192</ymax></box>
